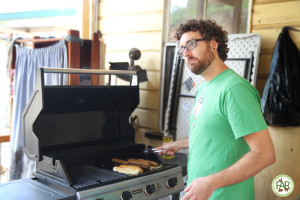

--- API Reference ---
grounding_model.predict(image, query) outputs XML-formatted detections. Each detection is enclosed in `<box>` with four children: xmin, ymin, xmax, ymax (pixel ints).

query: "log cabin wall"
<box><xmin>98</xmin><ymin>0</ymin><xmax>164</xmax><ymax>147</ymax></box>
<box><xmin>250</xmin><ymin>0</ymin><xmax>300</xmax><ymax>199</ymax></box>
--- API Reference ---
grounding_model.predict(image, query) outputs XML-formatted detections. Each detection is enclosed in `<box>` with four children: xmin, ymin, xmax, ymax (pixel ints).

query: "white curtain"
<box><xmin>10</xmin><ymin>40</ymin><xmax>68</xmax><ymax>180</ymax></box>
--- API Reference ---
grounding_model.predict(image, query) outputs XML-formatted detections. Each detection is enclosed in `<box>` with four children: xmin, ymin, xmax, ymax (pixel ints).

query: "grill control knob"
<box><xmin>121</xmin><ymin>190</ymin><xmax>132</xmax><ymax>200</ymax></box>
<box><xmin>167</xmin><ymin>177</ymin><xmax>178</xmax><ymax>188</ymax></box>
<box><xmin>145</xmin><ymin>184</ymin><xmax>156</xmax><ymax>195</ymax></box>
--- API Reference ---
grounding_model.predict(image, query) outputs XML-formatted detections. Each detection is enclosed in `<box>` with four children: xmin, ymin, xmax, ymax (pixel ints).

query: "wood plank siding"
<box><xmin>98</xmin><ymin>0</ymin><xmax>164</xmax><ymax>146</ymax></box>
<box><xmin>251</xmin><ymin>0</ymin><xmax>300</xmax><ymax>199</ymax></box>
<box><xmin>251</xmin><ymin>0</ymin><xmax>300</xmax><ymax>95</ymax></box>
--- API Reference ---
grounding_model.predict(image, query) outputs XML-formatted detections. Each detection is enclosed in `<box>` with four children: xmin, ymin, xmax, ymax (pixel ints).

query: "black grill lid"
<box><xmin>22</xmin><ymin>68</ymin><xmax>139</xmax><ymax>161</ymax></box>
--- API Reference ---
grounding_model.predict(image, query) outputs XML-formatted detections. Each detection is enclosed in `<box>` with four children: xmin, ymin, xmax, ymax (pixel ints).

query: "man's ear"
<box><xmin>211</xmin><ymin>38</ymin><xmax>219</xmax><ymax>51</ymax></box>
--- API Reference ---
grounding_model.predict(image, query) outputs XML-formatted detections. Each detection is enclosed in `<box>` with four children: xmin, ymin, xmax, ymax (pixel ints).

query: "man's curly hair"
<box><xmin>175</xmin><ymin>19</ymin><xmax>229</xmax><ymax>61</ymax></box>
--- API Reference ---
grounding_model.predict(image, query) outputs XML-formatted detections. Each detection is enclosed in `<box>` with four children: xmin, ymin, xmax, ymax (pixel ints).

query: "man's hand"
<box><xmin>156</xmin><ymin>137</ymin><xmax>189</xmax><ymax>155</ymax></box>
<box><xmin>182</xmin><ymin>176</ymin><xmax>216</xmax><ymax>200</ymax></box>
<box><xmin>156</xmin><ymin>141</ymin><xmax>178</xmax><ymax>155</ymax></box>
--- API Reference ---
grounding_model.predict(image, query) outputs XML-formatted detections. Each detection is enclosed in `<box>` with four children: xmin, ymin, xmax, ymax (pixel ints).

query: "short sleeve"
<box><xmin>223</xmin><ymin>83</ymin><xmax>268</xmax><ymax>139</ymax></box>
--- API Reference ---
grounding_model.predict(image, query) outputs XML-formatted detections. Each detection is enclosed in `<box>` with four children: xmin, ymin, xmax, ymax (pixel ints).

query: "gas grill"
<box><xmin>0</xmin><ymin>68</ymin><xmax>184</xmax><ymax>200</ymax></box>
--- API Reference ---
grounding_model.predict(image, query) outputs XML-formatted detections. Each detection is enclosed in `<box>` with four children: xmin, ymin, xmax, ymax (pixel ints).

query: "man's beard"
<box><xmin>187</xmin><ymin>47</ymin><xmax>215</xmax><ymax>75</ymax></box>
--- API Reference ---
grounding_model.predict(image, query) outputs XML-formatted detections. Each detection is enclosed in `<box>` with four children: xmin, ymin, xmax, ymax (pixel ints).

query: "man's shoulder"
<box><xmin>221</xmin><ymin>70</ymin><xmax>256</xmax><ymax>93</ymax></box>
<box><xmin>223</xmin><ymin>69</ymin><xmax>250</xmax><ymax>85</ymax></box>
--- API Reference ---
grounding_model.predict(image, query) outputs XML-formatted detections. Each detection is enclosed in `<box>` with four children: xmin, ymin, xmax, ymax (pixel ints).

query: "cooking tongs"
<box><xmin>143</xmin><ymin>148</ymin><xmax>164</xmax><ymax>154</ymax></box>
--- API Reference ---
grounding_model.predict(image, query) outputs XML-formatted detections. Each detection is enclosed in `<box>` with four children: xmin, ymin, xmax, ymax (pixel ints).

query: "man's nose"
<box><xmin>183</xmin><ymin>48</ymin><xmax>191</xmax><ymax>58</ymax></box>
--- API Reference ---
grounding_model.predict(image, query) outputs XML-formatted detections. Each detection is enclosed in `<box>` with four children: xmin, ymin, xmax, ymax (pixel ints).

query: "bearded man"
<box><xmin>157</xmin><ymin>19</ymin><xmax>276</xmax><ymax>200</ymax></box>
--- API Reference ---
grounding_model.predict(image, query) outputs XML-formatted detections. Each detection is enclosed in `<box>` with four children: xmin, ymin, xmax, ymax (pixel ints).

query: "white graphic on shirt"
<box><xmin>192</xmin><ymin>97</ymin><xmax>203</xmax><ymax>117</ymax></box>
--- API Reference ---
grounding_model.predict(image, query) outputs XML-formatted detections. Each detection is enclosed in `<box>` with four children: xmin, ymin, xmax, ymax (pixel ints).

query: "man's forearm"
<box><xmin>208</xmin><ymin>130</ymin><xmax>276</xmax><ymax>190</ymax></box>
<box><xmin>175</xmin><ymin>137</ymin><xmax>189</xmax><ymax>149</ymax></box>
<box><xmin>209</xmin><ymin>148</ymin><xmax>274</xmax><ymax>190</ymax></box>
<box><xmin>157</xmin><ymin>136</ymin><xmax>189</xmax><ymax>155</ymax></box>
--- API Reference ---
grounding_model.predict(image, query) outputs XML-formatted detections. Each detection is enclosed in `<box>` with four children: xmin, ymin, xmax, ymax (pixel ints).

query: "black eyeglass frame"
<box><xmin>177</xmin><ymin>38</ymin><xmax>207</xmax><ymax>58</ymax></box>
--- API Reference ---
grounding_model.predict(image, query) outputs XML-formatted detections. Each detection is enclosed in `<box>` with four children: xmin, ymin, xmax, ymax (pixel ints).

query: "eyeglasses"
<box><xmin>177</xmin><ymin>38</ymin><xmax>207</xmax><ymax>58</ymax></box>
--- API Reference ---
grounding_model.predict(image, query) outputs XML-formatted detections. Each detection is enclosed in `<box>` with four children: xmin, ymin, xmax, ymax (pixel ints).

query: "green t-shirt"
<box><xmin>188</xmin><ymin>69</ymin><xmax>267</xmax><ymax>199</ymax></box>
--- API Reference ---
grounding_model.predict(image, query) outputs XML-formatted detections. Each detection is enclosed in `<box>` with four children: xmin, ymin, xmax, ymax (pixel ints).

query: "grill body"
<box><xmin>1</xmin><ymin>68</ymin><xmax>185</xmax><ymax>200</ymax></box>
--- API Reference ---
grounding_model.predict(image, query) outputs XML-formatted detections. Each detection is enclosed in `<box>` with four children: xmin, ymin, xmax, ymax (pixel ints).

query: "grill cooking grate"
<box><xmin>68</xmin><ymin>165</ymin><xmax>127</xmax><ymax>189</ymax></box>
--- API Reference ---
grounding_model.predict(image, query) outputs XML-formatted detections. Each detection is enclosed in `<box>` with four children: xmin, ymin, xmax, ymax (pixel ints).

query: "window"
<box><xmin>0</xmin><ymin>42</ymin><xmax>10</xmax><ymax>183</ymax></box>
<box><xmin>0</xmin><ymin>42</ymin><xmax>10</xmax><ymax>137</ymax></box>
<box><xmin>0</xmin><ymin>0</ymin><xmax>81</xmax><ymax>38</ymax></box>
<box><xmin>206</xmin><ymin>0</ymin><xmax>249</xmax><ymax>34</ymax></box>
<box><xmin>167</xmin><ymin>0</ymin><xmax>250</xmax><ymax>42</ymax></box>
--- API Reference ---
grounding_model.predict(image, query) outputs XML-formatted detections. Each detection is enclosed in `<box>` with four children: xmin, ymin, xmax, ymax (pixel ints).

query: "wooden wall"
<box><xmin>251</xmin><ymin>0</ymin><xmax>300</xmax><ymax>95</ymax></box>
<box><xmin>98</xmin><ymin>0</ymin><xmax>164</xmax><ymax>147</ymax></box>
<box><xmin>250</xmin><ymin>0</ymin><xmax>300</xmax><ymax>199</ymax></box>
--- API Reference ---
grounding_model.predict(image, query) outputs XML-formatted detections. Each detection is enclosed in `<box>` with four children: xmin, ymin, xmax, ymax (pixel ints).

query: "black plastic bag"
<box><xmin>261</xmin><ymin>26</ymin><xmax>300</xmax><ymax>126</ymax></box>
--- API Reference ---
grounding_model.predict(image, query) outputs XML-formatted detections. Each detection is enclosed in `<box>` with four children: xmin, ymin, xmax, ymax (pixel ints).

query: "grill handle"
<box><xmin>42</xmin><ymin>67</ymin><xmax>137</xmax><ymax>76</ymax></box>
<box><xmin>42</xmin><ymin>67</ymin><xmax>138</xmax><ymax>86</ymax></box>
